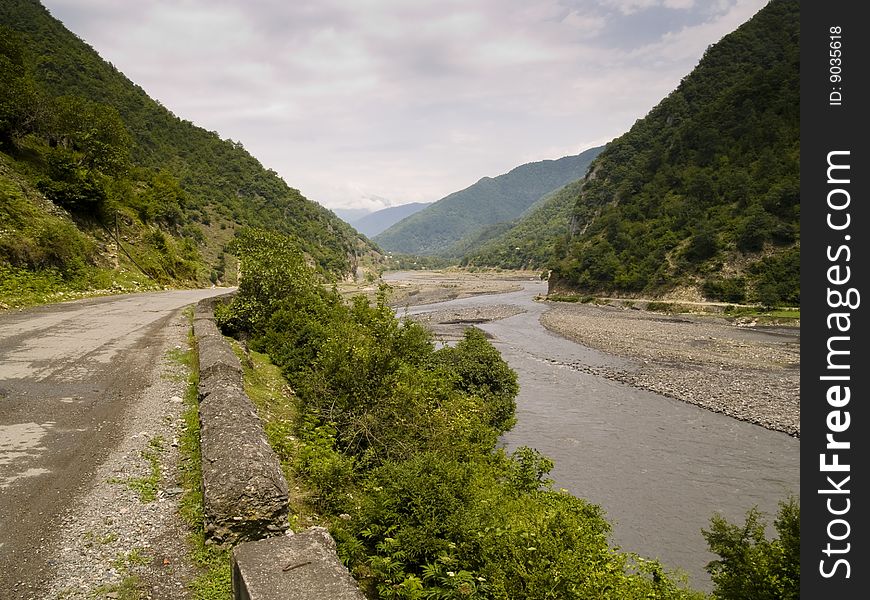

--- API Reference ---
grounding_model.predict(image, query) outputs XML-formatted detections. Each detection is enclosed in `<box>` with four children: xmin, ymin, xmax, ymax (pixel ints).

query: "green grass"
<box><xmin>546</xmin><ymin>294</ymin><xmax>607</xmax><ymax>304</ymax></box>
<box><xmin>226</xmin><ymin>338</ymin><xmax>318</xmax><ymax>532</ymax></box>
<box><xmin>0</xmin><ymin>264</ymin><xmax>161</xmax><ymax>310</ymax></box>
<box><xmin>177</xmin><ymin>324</ymin><xmax>232</xmax><ymax>600</ymax></box>
<box><xmin>108</xmin><ymin>436</ymin><xmax>164</xmax><ymax>503</ymax></box>
<box><xmin>92</xmin><ymin>575</ymin><xmax>147</xmax><ymax>600</ymax></box>
<box><xmin>90</xmin><ymin>549</ymin><xmax>151</xmax><ymax>599</ymax></box>
<box><xmin>723</xmin><ymin>305</ymin><xmax>800</xmax><ymax>320</ymax></box>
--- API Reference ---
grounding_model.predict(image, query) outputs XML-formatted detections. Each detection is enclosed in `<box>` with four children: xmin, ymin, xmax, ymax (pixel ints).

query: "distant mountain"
<box><xmin>351</xmin><ymin>202</ymin><xmax>431</xmax><ymax>238</ymax></box>
<box><xmin>1</xmin><ymin>0</ymin><xmax>375</xmax><ymax>301</ymax></box>
<box><xmin>373</xmin><ymin>147</ymin><xmax>604</xmax><ymax>256</ymax></box>
<box><xmin>459</xmin><ymin>177</ymin><xmax>588</xmax><ymax>269</ymax></box>
<box><xmin>473</xmin><ymin>0</ymin><xmax>798</xmax><ymax>307</ymax></box>
<box><xmin>333</xmin><ymin>207</ymin><xmax>372</xmax><ymax>224</ymax></box>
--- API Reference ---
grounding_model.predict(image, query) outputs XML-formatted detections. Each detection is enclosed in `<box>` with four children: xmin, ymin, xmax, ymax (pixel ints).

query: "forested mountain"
<box><xmin>350</xmin><ymin>202</ymin><xmax>432</xmax><ymax>238</ymax></box>
<box><xmin>539</xmin><ymin>0</ymin><xmax>799</xmax><ymax>306</ymax></box>
<box><xmin>1</xmin><ymin>0</ymin><xmax>374</xmax><ymax>306</ymax></box>
<box><xmin>373</xmin><ymin>146</ymin><xmax>604</xmax><ymax>256</ymax></box>
<box><xmin>459</xmin><ymin>177</ymin><xmax>588</xmax><ymax>269</ymax></box>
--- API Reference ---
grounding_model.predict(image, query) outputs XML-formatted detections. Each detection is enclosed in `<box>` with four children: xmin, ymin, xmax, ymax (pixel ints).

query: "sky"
<box><xmin>41</xmin><ymin>0</ymin><xmax>768</xmax><ymax>214</ymax></box>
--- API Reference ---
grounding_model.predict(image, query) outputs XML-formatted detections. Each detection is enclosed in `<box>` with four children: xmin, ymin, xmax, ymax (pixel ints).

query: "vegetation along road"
<box><xmin>0</xmin><ymin>288</ymin><xmax>228</xmax><ymax>597</ymax></box>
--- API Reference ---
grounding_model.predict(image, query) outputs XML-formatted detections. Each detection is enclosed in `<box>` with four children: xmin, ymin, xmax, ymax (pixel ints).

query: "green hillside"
<box><xmin>545</xmin><ymin>0</ymin><xmax>798</xmax><ymax>306</ymax></box>
<box><xmin>458</xmin><ymin>176</ymin><xmax>589</xmax><ymax>269</ymax></box>
<box><xmin>1</xmin><ymin>0</ymin><xmax>375</xmax><ymax>308</ymax></box>
<box><xmin>374</xmin><ymin>146</ymin><xmax>603</xmax><ymax>256</ymax></box>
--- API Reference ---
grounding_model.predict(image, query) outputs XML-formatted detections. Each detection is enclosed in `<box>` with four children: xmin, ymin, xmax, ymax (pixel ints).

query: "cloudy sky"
<box><xmin>41</xmin><ymin>0</ymin><xmax>768</xmax><ymax>214</ymax></box>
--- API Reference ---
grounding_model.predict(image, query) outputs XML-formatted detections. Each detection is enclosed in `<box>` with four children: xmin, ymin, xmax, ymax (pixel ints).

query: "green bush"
<box><xmin>217</xmin><ymin>228</ymin><xmax>704</xmax><ymax>599</ymax></box>
<box><xmin>702</xmin><ymin>497</ymin><xmax>799</xmax><ymax>600</ymax></box>
<box><xmin>430</xmin><ymin>328</ymin><xmax>518</xmax><ymax>432</ymax></box>
<box><xmin>336</xmin><ymin>451</ymin><xmax>701</xmax><ymax>600</ymax></box>
<box><xmin>702</xmin><ymin>277</ymin><xmax>746</xmax><ymax>304</ymax></box>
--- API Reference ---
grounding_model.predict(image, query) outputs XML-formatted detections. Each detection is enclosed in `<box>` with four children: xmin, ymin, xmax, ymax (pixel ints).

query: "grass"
<box><xmin>546</xmin><ymin>294</ymin><xmax>603</xmax><ymax>304</ymax></box>
<box><xmin>90</xmin><ymin>549</ymin><xmax>151</xmax><ymax>599</ymax></box>
<box><xmin>177</xmin><ymin>320</ymin><xmax>232</xmax><ymax>600</ymax></box>
<box><xmin>107</xmin><ymin>436</ymin><xmax>164</xmax><ymax>503</ymax></box>
<box><xmin>0</xmin><ymin>264</ymin><xmax>160</xmax><ymax>311</ymax></box>
<box><xmin>92</xmin><ymin>575</ymin><xmax>146</xmax><ymax>600</ymax></box>
<box><xmin>723</xmin><ymin>305</ymin><xmax>801</xmax><ymax>320</ymax></box>
<box><xmin>226</xmin><ymin>338</ymin><xmax>319</xmax><ymax>531</ymax></box>
<box><xmin>82</xmin><ymin>530</ymin><xmax>119</xmax><ymax>548</ymax></box>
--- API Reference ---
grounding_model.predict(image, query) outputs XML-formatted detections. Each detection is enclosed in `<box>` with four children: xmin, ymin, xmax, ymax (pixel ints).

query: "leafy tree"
<box><xmin>702</xmin><ymin>497</ymin><xmax>799</xmax><ymax>600</ymax></box>
<box><xmin>42</xmin><ymin>95</ymin><xmax>131</xmax><ymax>175</ymax></box>
<box><xmin>0</xmin><ymin>26</ymin><xmax>40</xmax><ymax>144</ymax></box>
<box><xmin>216</xmin><ymin>229</ymin><xmax>705</xmax><ymax>599</ymax></box>
<box><xmin>431</xmin><ymin>327</ymin><xmax>519</xmax><ymax>432</ymax></box>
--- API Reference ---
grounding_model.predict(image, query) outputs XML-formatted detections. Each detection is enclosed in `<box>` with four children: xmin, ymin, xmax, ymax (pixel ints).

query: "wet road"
<box><xmin>0</xmin><ymin>288</ymin><xmax>230</xmax><ymax>593</ymax></box>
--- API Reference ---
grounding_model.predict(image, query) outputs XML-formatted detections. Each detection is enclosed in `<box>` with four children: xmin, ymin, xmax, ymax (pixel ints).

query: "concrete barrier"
<box><xmin>194</xmin><ymin>295</ymin><xmax>289</xmax><ymax>546</ymax></box>
<box><xmin>194</xmin><ymin>295</ymin><xmax>365</xmax><ymax>599</ymax></box>
<box><xmin>232</xmin><ymin>528</ymin><xmax>366</xmax><ymax>600</ymax></box>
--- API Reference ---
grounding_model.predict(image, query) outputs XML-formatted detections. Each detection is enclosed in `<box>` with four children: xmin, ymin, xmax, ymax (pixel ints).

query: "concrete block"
<box><xmin>199</xmin><ymin>387</ymin><xmax>289</xmax><ymax>546</ymax></box>
<box><xmin>232</xmin><ymin>528</ymin><xmax>366</xmax><ymax>600</ymax></box>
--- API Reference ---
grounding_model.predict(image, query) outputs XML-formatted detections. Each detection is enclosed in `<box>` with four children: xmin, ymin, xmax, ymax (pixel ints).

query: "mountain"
<box><xmin>351</xmin><ymin>202</ymin><xmax>431</xmax><ymax>238</ymax></box>
<box><xmin>459</xmin><ymin>177</ymin><xmax>588</xmax><ymax>270</ymax></box>
<box><xmin>373</xmin><ymin>147</ymin><xmax>604</xmax><ymax>256</ymax></box>
<box><xmin>485</xmin><ymin>0</ymin><xmax>797</xmax><ymax>306</ymax></box>
<box><xmin>333</xmin><ymin>207</ymin><xmax>372</xmax><ymax>224</ymax></box>
<box><xmin>1</xmin><ymin>0</ymin><xmax>375</xmax><ymax>306</ymax></box>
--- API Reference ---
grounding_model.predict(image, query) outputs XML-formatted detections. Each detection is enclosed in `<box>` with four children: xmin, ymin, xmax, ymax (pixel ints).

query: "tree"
<box><xmin>0</xmin><ymin>26</ymin><xmax>40</xmax><ymax>144</ymax></box>
<box><xmin>43</xmin><ymin>96</ymin><xmax>131</xmax><ymax>176</ymax></box>
<box><xmin>702</xmin><ymin>497</ymin><xmax>799</xmax><ymax>599</ymax></box>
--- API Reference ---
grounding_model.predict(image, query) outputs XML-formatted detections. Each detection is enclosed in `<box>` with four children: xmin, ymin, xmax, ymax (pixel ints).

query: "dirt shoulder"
<box><xmin>539</xmin><ymin>302</ymin><xmax>800</xmax><ymax>437</ymax></box>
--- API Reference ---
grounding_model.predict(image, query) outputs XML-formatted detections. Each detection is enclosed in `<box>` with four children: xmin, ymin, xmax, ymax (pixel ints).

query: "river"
<box><xmin>386</xmin><ymin>273</ymin><xmax>800</xmax><ymax>592</ymax></box>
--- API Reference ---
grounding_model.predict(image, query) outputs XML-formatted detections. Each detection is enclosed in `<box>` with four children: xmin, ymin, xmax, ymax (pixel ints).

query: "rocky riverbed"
<box><xmin>377</xmin><ymin>270</ymin><xmax>800</xmax><ymax>438</ymax></box>
<box><xmin>539</xmin><ymin>302</ymin><xmax>800</xmax><ymax>437</ymax></box>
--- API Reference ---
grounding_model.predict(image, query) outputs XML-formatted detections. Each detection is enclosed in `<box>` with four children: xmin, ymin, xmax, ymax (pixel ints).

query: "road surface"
<box><xmin>0</xmin><ymin>288</ymin><xmax>231</xmax><ymax>595</ymax></box>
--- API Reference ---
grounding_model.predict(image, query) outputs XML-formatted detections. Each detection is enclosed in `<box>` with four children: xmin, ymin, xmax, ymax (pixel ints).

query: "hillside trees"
<box><xmin>35</xmin><ymin>95</ymin><xmax>131</xmax><ymax>213</ymax></box>
<box><xmin>534</xmin><ymin>0</ymin><xmax>800</xmax><ymax>306</ymax></box>
<box><xmin>215</xmin><ymin>229</ymin><xmax>706</xmax><ymax>600</ymax></box>
<box><xmin>0</xmin><ymin>27</ymin><xmax>40</xmax><ymax>144</ymax></box>
<box><xmin>1</xmin><ymin>0</ymin><xmax>374</xmax><ymax>291</ymax></box>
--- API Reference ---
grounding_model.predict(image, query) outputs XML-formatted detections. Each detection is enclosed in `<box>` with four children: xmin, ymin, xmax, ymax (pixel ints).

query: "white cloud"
<box><xmin>40</xmin><ymin>0</ymin><xmax>768</xmax><ymax>209</ymax></box>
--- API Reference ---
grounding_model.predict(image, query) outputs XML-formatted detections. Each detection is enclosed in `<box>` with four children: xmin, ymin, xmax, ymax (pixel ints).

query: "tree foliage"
<box><xmin>471</xmin><ymin>0</ymin><xmax>799</xmax><ymax>306</ymax></box>
<box><xmin>0</xmin><ymin>0</ymin><xmax>373</xmax><ymax>288</ymax></box>
<box><xmin>216</xmin><ymin>230</ymin><xmax>706</xmax><ymax>599</ymax></box>
<box><xmin>702</xmin><ymin>498</ymin><xmax>799</xmax><ymax>600</ymax></box>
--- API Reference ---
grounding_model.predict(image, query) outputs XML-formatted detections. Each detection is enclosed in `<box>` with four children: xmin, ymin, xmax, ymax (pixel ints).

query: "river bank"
<box><xmin>539</xmin><ymin>303</ymin><xmax>800</xmax><ymax>437</ymax></box>
<box><xmin>375</xmin><ymin>270</ymin><xmax>800</xmax><ymax>438</ymax></box>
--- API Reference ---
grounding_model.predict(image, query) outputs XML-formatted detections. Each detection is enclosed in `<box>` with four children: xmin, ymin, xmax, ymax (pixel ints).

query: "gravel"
<box><xmin>385</xmin><ymin>271</ymin><xmax>799</xmax><ymax>437</ymax></box>
<box><xmin>539</xmin><ymin>302</ymin><xmax>800</xmax><ymax>437</ymax></box>
<box><xmin>39</xmin><ymin>310</ymin><xmax>199</xmax><ymax>599</ymax></box>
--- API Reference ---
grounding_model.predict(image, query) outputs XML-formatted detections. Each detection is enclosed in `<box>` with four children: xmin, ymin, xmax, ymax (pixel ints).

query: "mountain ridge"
<box><xmin>349</xmin><ymin>202</ymin><xmax>432</xmax><ymax>238</ymax></box>
<box><xmin>373</xmin><ymin>146</ymin><xmax>604</xmax><ymax>256</ymax></box>
<box><xmin>1</xmin><ymin>0</ymin><xmax>376</xmax><ymax>308</ymax></box>
<box><xmin>462</xmin><ymin>0</ymin><xmax>798</xmax><ymax>306</ymax></box>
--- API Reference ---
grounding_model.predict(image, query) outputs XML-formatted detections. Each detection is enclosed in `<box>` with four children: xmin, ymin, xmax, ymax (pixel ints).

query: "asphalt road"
<box><xmin>0</xmin><ymin>288</ymin><xmax>231</xmax><ymax>594</ymax></box>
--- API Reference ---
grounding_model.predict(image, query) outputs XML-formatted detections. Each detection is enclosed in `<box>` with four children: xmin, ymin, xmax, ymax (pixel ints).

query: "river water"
<box><xmin>388</xmin><ymin>274</ymin><xmax>800</xmax><ymax>592</ymax></box>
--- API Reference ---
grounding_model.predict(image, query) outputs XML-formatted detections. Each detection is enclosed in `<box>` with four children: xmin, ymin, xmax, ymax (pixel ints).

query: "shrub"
<box><xmin>703</xmin><ymin>497</ymin><xmax>799</xmax><ymax>600</ymax></box>
<box><xmin>218</xmin><ymin>228</ymin><xmax>704</xmax><ymax>599</ymax></box>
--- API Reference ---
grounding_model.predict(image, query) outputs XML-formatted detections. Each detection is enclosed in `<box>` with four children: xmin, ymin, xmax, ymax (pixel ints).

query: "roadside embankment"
<box><xmin>193</xmin><ymin>295</ymin><xmax>289</xmax><ymax>545</ymax></box>
<box><xmin>193</xmin><ymin>295</ymin><xmax>366</xmax><ymax>599</ymax></box>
